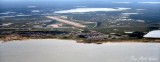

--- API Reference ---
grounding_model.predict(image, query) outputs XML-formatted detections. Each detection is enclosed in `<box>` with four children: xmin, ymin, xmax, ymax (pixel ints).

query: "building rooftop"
<box><xmin>143</xmin><ymin>30</ymin><xmax>160</xmax><ymax>38</ymax></box>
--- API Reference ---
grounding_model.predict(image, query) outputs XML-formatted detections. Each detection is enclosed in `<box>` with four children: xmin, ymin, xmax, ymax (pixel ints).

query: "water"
<box><xmin>0</xmin><ymin>39</ymin><xmax>160</xmax><ymax>62</ymax></box>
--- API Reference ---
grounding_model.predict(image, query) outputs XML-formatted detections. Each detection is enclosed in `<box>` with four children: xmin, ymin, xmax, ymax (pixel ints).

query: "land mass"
<box><xmin>0</xmin><ymin>30</ymin><xmax>160</xmax><ymax>44</ymax></box>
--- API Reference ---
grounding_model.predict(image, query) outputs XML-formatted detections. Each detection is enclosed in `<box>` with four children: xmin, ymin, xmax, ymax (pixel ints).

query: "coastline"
<box><xmin>1</xmin><ymin>36</ymin><xmax>160</xmax><ymax>44</ymax></box>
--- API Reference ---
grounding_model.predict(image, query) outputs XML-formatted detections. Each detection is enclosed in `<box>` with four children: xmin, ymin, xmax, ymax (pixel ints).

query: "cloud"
<box><xmin>0</xmin><ymin>12</ymin><xmax>16</xmax><ymax>15</ymax></box>
<box><xmin>54</xmin><ymin>8</ymin><xmax>131</xmax><ymax>13</ymax></box>
<box><xmin>16</xmin><ymin>15</ymin><xmax>31</xmax><ymax>17</ymax></box>
<box><xmin>0</xmin><ymin>16</ymin><xmax>15</xmax><ymax>18</ymax></box>
<box><xmin>75</xmin><ymin>6</ymin><xmax>87</xmax><ymax>8</ymax></box>
<box><xmin>32</xmin><ymin>10</ymin><xmax>40</xmax><ymax>13</ymax></box>
<box><xmin>121</xmin><ymin>13</ymin><xmax>139</xmax><ymax>15</ymax></box>
<box><xmin>113</xmin><ymin>2</ymin><xmax>132</xmax><ymax>3</ymax></box>
<box><xmin>139</xmin><ymin>2</ymin><xmax>160</xmax><ymax>4</ymax></box>
<box><xmin>135</xmin><ymin>9</ymin><xmax>146</xmax><ymax>11</ymax></box>
<box><xmin>27</xmin><ymin>6</ymin><xmax>37</xmax><ymax>8</ymax></box>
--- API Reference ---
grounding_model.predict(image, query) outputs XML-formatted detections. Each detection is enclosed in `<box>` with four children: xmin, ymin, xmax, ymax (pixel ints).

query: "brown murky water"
<box><xmin>0</xmin><ymin>39</ymin><xmax>160</xmax><ymax>62</ymax></box>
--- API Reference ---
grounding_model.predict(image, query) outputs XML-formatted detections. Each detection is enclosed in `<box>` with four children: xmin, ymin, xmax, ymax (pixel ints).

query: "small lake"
<box><xmin>0</xmin><ymin>39</ymin><xmax>160</xmax><ymax>62</ymax></box>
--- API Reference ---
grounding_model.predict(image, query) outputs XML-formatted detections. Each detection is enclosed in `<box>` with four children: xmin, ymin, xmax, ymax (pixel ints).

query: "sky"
<box><xmin>1</xmin><ymin>0</ymin><xmax>160</xmax><ymax>2</ymax></box>
<box><xmin>1</xmin><ymin>0</ymin><xmax>160</xmax><ymax>4</ymax></box>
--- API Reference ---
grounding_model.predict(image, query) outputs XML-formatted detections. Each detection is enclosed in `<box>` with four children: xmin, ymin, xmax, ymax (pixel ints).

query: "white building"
<box><xmin>143</xmin><ymin>30</ymin><xmax>160</xmax><ymax>38</ymax></box>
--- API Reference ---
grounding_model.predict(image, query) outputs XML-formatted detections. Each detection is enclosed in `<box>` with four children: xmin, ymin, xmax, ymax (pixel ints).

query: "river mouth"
<box><xmin>0</xmin><ymin>39</ymin><xmax>160</xmax><ymax>62</ymax></box>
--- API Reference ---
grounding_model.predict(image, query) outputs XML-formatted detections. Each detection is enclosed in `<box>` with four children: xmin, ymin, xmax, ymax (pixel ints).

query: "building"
<box><xmin>143</xmin><ymin>30</ymin><xmax>160</xmax><ymax>42</ymax></box>
<box><xmin>143</xmin><ymin>30</ymin><xmax>160</xmax><ymax>38</ymax></box>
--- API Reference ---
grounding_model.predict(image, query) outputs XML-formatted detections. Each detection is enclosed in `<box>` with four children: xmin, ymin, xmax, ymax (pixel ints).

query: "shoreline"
<box><xmin>0</xmin><ymin>31</ymin><xmax>160</xmax><ymax>44</ymax></box>
<box><xmin>1</xmin><ymin>37</ymin><xmax>160</xmax><ymax>44</ymax></box>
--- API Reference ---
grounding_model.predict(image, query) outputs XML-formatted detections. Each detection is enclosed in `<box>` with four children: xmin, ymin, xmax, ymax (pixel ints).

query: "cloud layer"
<box><xmin>54</xmin><ymin>8</ymin><xmax>131</xmax><ymax>13</ymax></box>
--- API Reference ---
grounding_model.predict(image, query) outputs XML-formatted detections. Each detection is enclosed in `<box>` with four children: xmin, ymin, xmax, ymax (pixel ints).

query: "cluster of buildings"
<box><xmin>69</xmin><ymin>30</ymin><xmax>160</xmax><ymax>43</ymax></box>
<box><xmin>69</xmin><ymin>31</ymin><xmax>131</xmax><ymax>42</ymax></box>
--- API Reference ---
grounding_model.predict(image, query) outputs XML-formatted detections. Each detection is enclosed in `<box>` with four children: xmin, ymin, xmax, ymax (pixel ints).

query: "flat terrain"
<box><xmin>46</xmin><ymin>16</ymin><xmax>86</xmax><ymax>28</ymax></box>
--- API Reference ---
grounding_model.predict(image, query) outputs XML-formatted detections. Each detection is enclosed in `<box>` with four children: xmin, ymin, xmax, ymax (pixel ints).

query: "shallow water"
<box><xmin>0</xmin><ymin>39</ymin><xmax>160</xmax><ymax>62</ymax></box>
